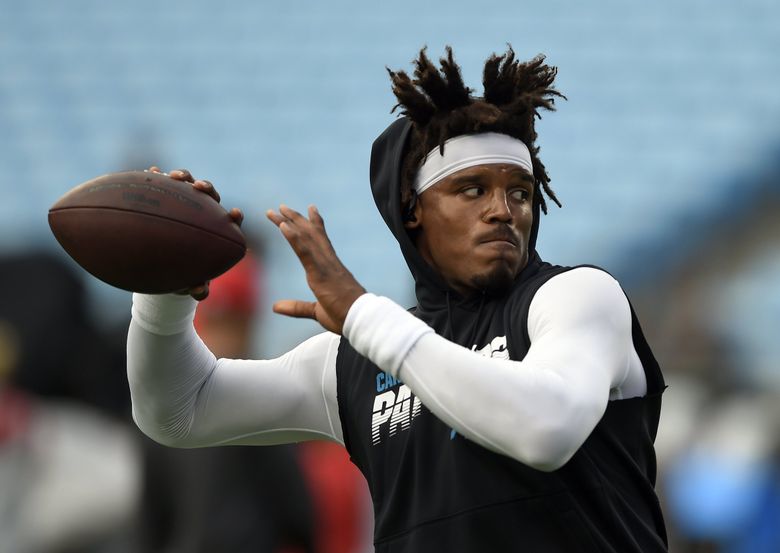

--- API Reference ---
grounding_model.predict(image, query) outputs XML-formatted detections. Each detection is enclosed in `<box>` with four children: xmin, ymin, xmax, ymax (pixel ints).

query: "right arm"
<box><xmin>127</xmin><ymin>292</ymin><xmax>343</xmax><ymax>448</ymax></box>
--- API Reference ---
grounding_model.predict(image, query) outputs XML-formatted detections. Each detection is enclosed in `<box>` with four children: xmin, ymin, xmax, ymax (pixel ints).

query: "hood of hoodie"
<box><xmin>369</xmin><ymin>117</ymin><xmax>543</xmax><ymax>314</ymax></box>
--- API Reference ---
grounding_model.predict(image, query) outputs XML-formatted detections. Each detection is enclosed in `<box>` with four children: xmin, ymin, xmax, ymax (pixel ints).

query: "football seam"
<box><xmin>49</xmin><ymin>205</ymin><xmax>245</xmax><ymax>248</ymax></box>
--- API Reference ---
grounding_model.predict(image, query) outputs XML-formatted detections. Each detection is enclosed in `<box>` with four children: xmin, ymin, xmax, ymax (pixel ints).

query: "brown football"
<box><xmin>48</xmin><ymin>171</ymin><xmax>246</xmax><ymax>293</ymax></box>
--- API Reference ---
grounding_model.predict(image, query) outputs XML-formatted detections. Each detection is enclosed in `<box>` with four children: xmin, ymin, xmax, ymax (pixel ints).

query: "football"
<box><xmin>48</xmin><ymin>171</ymin><xmax>246</xmax><ymax>293</ymax></box>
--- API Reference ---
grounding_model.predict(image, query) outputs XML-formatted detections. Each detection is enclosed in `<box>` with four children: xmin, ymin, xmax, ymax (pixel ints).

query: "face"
<box><xmin>406</xmin><ymin>163</ymin><xmax>534</xmax><ymax>298</ymax></box>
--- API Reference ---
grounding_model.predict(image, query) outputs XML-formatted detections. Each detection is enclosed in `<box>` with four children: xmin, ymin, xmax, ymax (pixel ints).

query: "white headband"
<box><xmin>413</xmin><ymin>133</ymin><xmax>533</xmax><ymax>195</ymax></box>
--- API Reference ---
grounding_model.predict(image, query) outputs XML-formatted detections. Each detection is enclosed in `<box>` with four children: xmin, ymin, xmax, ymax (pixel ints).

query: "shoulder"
<box><xmin>288</xmin><ymin>331</ymin><xmax>341</xmax><ymax>370</ymax></box>
<box><xmin>505</xmin><ymin>263</ymin><xmax>625</xmax><ymax>320</ymax></box>
<box><xmin>535</xmin><ymin>266</ymin><xmax>624</xmax><ymax>304</ymax></box>
<box><xmin>528</xmin><ymin>266</ymin><xmax>630</xmax><ymax>338</ymax></box>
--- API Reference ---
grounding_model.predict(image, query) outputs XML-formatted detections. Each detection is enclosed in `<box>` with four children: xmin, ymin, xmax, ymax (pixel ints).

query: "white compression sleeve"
<box><xmin>127</xmin><ymin>293</ymin><xmax>342</xmax><ymax>447</ymax></box>
<box><xmin>344</xmin><ymin>293</ymin><xmax>434</xmax><ymax>377</ymax></box>
<box><xmin>343</xmin><ymin>268</ymin><xmax>645</xmax><ymax>472</ymax></box>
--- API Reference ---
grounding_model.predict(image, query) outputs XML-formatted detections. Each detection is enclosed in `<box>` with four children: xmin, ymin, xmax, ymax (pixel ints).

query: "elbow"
<box><xmin>513</xmin><ymin>435</ymin><xmax>578</xmax><ymax>472</ymax></box>
<box><xmin>506</xmin><ymin>400</ymin><xmax>602</xmax><ymax>472</ymax></box>
<box><xmin>137</xmin><ymin>426</ymin><xmax>183</xmax><ymax>448</ymax></box>
<box><xmin>131</xmin><ymin>407</ymin><xmax>196</xmax><ymax>449</ymax></box>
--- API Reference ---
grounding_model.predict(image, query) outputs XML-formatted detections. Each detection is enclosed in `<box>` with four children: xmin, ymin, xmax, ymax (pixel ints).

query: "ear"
<box><xmin>403</xmin><ymin>196</ymin><xmax>423</xmax><ymax>230</ymax></box>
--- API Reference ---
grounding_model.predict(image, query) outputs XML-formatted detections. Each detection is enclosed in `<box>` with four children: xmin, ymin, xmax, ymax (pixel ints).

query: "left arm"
<box><xmin>344</xmin><ymin>267</ymin><xmax>644</xmax><ymax>471</ymax></box>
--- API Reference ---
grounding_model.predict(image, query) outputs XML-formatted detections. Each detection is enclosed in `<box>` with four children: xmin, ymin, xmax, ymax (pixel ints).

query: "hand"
<box><xmin>147</xmin><ymin>166</ymin><xmax>244</xmax><ymax>301</ymax></box>
<box><xmin>266</xmin><ymin>204</ymin><xmax>366</xmax><ymax>335</ymax></box>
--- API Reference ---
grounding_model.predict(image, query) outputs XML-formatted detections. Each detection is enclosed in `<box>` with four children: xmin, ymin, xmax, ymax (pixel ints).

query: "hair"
<box><xmin>388</xmin><ymin>46</ymin><xmax>564</xmax><ymax>216</ymax></box>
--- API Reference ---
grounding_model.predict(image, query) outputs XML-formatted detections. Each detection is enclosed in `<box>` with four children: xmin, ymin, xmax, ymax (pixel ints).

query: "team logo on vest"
<box><xmin>472</xmin><ymin>335</ymin><xmax>509</xmax><ymax>359</ymax></box>
<box><xmin>371</xmin><ymin>372</ymin><xmax>422</xmax><ymax>445</ymax></box>
<box><xmin>450</xmin><ymin>335</ymin><xmax>509</xmax><ymax>440</ymax></box>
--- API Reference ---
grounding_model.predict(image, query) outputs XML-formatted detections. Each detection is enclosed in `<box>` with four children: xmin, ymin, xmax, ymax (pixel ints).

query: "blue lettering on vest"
<box><xmin>376</xmin><ymin>372</ymin><xmax>403</xmax><ymax>393</ymax></box>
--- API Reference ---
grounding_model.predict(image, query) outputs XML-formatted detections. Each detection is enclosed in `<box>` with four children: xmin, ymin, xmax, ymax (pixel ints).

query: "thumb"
<box><xmin>273</xmin><ymin>299</ymin><xmax>318</xmax><ymax>320</ymax></box>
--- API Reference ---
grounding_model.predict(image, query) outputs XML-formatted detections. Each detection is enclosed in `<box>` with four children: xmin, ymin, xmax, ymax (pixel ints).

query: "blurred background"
<box><xmin>1</xmin><ymin>0</ymin><xmax>778</xmax><ymax>551</ymax></box>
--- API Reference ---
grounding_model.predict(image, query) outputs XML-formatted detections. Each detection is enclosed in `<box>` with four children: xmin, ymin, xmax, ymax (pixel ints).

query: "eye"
<box><xmin>461</xmin><ymin>185</ymin><xmax>484</xmax><ymax>198</ymax></box>
<box><xmin>509</xmin><ymin>188</ymin><xmax>530</xmax><ymax>202</ymax></box>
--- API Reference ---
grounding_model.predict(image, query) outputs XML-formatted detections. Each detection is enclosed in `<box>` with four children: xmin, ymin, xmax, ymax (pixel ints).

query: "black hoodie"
<box><xmin>336</xmin><ymin>118</ymin><xmax>668</xmax><ymax>552</ymax></box>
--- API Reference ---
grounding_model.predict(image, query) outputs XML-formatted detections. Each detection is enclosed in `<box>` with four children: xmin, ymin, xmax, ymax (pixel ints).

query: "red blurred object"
<box><xmin>0</xmin><ymin>387</ymin><xmax>31</xmax><ymax>445</ymax></box>
<box><xmin>194</xmin><ymin>252</ymin><xmax>262</xmax><ymax>329</ymax></box>
<box><xmin>298</xmin><ymin>441</ymin><xmax>371</xmax><ymax>553</ymax></box>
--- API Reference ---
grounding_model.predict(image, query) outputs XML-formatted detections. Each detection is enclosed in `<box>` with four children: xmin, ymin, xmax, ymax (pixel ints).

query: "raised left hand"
<box><xmin>266</xmin><ymin>204</ymin><xmax>366</xmax><ymax>335</ymax></box>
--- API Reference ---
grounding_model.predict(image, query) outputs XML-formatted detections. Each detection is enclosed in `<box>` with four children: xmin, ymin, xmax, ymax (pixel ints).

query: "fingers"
<box><xmin>229</xmin><ymin>207</ymin><xmax>243</xmax><ymax>227</ymax></box>
<box><xmin>266</xmin><ymin>204</ymin><xmax>322</xmax><ymax>228</ymax></box>
<box><xmin>265</xmin><ymin>208</ymin><xmax>286</xmax><ymax>227</ymax></box>
<box><xmin>169</xmin><ymin>169</ymin><xmax>195</xmax><ymax>183</ymax></box>
<box><xmin>146</xmin><ymin>167</ymin><xmax>225</xmax><ymax>204</ymax></box>
<box><xmin>279</xmin><ymin>204</ymin><xmax>306</xmax><ymax>224</ymax></box>
<box><xmin>265</xmin><ymin>206</ymin><xmax>298</xmax><ymax>239</ymax></box>
<box><xmin>146</xmin><ymin>166</ymin><xmax>189</xmax><ymax>181</ymax></box>
<box><xmin>192</xmin><ymin>179</ymin><xmax>220</xmax><ymax>203</ymax></box>
<box><xmin>266</xmin><ymin>204</ymin><xmax>333</xmax><ymax>267</ymax></box>
<box><xmin>308</xmin><ymin>205</ymin><xmax>325</xmax><ymax>227</ymax></box>
<box><xmin>272</xmin><ymin>299</ymin><xmax>317</xmax><ymax>320</ymax></box>
<box><xmin>174</xmin><ymin>282</ymin><xmax>210</xmax><ymax>301</ymax></box>
<box><xmin>190</xmin><ymin>283</ymin><xmax>210</xmax><ymax>301</ymax></box>
<box><xmin>266</xmin><ymin>205</ymin><xmax>311</xmax><ymax>256</ymax></box>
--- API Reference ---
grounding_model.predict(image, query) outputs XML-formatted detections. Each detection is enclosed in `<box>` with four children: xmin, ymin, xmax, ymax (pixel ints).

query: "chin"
<box><xmin>470</xmin><ymin>264</ymin><xmax>517</xmax><ymax>298</ymax></box>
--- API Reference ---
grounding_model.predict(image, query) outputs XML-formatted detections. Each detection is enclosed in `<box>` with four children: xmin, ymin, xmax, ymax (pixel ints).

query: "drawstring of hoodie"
<box><xmin>467</xmin><ymin>291</ymin><xmax>487</xmax><ymax>350</ymax></box>
<box><xmin>444</xmin><ymin>289</ymin><xmax>487</xmax><ymax>350</ymax></box>
<box><xmin>445</xmin><ymin>291</ymin><xmax>454</xmax><ymax>341</ymax></box>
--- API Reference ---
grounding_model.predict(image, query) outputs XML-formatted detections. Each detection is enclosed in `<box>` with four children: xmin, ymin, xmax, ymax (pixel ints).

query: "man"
<box><xmin>128</xmin><ymin>47</ymin><xmax>668</xmax><ymax>552</ymax></box>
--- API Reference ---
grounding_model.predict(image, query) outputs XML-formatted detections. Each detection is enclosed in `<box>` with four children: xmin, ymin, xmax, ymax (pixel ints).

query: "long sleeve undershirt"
<box><xmin>127</xmin><ymin>267</ymin><xmax>646</xmax><ymax>471</ymax></box>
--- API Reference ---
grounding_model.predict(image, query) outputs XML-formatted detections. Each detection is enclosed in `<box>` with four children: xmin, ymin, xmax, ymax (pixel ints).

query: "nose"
<box><xmin>483</xmin><ymin>189</ymin><xmax>513</xmax><ymax>223</ymax></box>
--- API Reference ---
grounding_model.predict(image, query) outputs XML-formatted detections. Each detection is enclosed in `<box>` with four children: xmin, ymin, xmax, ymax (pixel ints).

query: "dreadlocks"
<box><xmin>388</xmin><ymin>46</ymin><xmax>564</xmax><ymax>216</ymax></box>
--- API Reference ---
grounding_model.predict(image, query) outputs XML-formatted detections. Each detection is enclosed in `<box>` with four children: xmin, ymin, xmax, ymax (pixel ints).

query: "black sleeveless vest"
<box><xmin>336</xmin><ymin>261</ymin><xmax>668</xmax><ymax>552</ymax></box>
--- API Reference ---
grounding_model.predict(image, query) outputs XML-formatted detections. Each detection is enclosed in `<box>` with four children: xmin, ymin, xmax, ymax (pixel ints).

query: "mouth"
<box><xmin>478</xmin><ymin>231</ymin><xmax>518</xmax><ymax>248</ymax></box>
<box><xmin>482</xmin><ymin>239</ymin><xmax>516</xmax><ymax>247</ymax></box>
